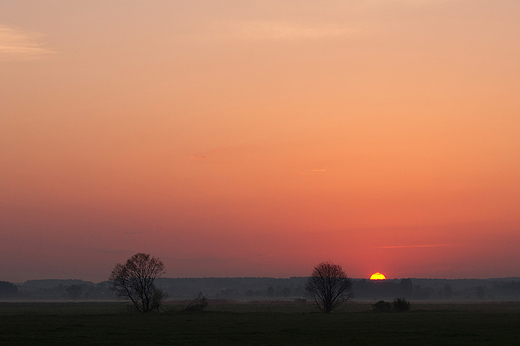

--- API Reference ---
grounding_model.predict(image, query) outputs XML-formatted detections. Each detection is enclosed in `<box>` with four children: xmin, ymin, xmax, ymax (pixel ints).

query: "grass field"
<box><xmin>1</xmin><ymin>300</ymin><xmax>520</xmax><ymax>345</ymax></box>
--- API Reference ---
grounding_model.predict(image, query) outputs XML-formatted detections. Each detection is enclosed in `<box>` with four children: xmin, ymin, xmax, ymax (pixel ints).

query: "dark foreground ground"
<box><xmin>1</xmin><ymin>300</ymin><xmax>520</xmax><ymax>345</ymax></box>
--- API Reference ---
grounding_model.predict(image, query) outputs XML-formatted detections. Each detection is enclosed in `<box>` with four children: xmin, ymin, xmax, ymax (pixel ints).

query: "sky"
<box><xmin>1</xmin><ymin>0</ymin><xmax>520</xmax><ymax>283</ymax></box>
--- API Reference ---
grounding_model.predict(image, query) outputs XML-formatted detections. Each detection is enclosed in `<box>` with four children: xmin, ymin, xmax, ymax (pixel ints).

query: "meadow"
<box><xmin>1</xmin><ymin>300</ymin><xmax>520</xmax><ymax>345</ymax></box>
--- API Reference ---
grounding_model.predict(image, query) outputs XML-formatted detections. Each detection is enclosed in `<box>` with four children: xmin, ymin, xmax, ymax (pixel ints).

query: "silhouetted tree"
<box><xmin>267</xmin><ymin>286</ymin><xmax>274</xmax><ymax>297</ymax></box>
<box><xmin>0</xmin><ymin>281</ymin><xmax>18</xmax><ymax>298</ymax></box>
<box><xmin>109</xmin><ymin>252</ymin><xmax>166</xmax><ymax>312</ymax></box>
<box><xmin>66</xmin><ymin>284</ymin><xmax>83</xmax><ymax>300</ymax></box>
<box><xmin>282</xmin><ymin>287</ymin><xmax>291</xmax><ymax>297</ymax></box>
<box><xmin>443</xmin><ymin>284</ymin><xmax>453</xmax><ymax>299</ymax></box>
<box><xmin>305</xmin><ymin>261</ymin><xmax>353</xmax><ymax>313</ymax></box>
<box><xmin>399</xmin><ymin>278</ymin><xmax>413</xmax><ymax>298</ymax></box>
<box><xmin>476</xmin><ymin>286</ymin><xmax>486</xmax><ymax>299</ymax></box>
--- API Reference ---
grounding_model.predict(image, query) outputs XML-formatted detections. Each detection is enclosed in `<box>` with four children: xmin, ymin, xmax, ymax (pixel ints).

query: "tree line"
<box><xmin>109</xmin><ymin>253</ymin><xmax>355</xmax><ymax>313</ymax></box>
<box><xmin>2</xmin><ymin>255</ymin><xmax>520</xmax><ymax>303</ymax></box>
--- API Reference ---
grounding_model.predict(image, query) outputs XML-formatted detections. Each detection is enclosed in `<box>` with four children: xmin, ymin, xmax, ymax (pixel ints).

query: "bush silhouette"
<box><xmin>371</xmin><ymin>298</ymin><xmax>411</xmax><ymax>312</ymax></box>
<box><xmin>185</xmin><ymin>292</ymin><xmax>209</xmax><ymax>311</ymax></box>
<box><xmin>393</xmin><ymin>297</ymin><xmax>411</xmax><ymax>312</ymax></box>
<box><xmin>371</xmin><ymin>300</ymin><xmax>392</xmax><ymax>312</ymax></box>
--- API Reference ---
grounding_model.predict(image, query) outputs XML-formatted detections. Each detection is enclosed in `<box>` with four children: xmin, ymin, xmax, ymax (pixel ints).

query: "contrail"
<box><xmin>372</xmin><ymin>244</ymin><xmax>454</xmax><ymax>249</ymax></box>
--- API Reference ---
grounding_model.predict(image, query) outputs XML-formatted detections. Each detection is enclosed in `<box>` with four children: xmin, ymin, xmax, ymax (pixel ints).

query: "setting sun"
<box><xmin>370</xmin><ymin>273</ymin><xmax>386</xmax><ymax>280</ymax></box>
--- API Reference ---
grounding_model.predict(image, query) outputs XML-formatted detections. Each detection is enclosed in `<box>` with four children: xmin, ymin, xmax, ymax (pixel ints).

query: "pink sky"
<box><xmin>1</xmin><ymin>1</ymin><xmax>520</xmax><ymax>283</ymax></box>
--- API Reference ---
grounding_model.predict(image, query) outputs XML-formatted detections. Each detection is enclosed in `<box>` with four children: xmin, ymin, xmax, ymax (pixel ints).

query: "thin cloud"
<box><xmin>233</xmin><ymin>21</ymin><xmax>357</xmax><ymax>40</ymax></box>
<box><xmin>367</xmin><ymin>0</ymin><xmax>455</xmax><ymax>5</ymax></box>
<box><xmin>0</xmin><ymin>25</ymin><xmax>56</xmax><ymax>60</ymax></box>
<box><xmin>190</xmin><ymin>154</ymin><xmax>208</xmax><ymax>160</ymax></box>
<box><xmin>372</xmin><ymin>244</ymin><xmax>454</xmax><ymax>249</ymax></box>
<box><xmin>174</xmin><ymin>19</ymin><xmax>365</xmax><ymax>44</ymax></box>
<box><xmin>190</xmin><ymin>148</ymin><xmax>226</xmax><ymax>161</ymax></box>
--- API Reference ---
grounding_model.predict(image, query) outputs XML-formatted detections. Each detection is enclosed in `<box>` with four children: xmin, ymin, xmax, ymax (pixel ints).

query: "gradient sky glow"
<box><xmin>1</xmin><ymin>1</ymin><xmax>520</xmax><ymax>283</ymax></box>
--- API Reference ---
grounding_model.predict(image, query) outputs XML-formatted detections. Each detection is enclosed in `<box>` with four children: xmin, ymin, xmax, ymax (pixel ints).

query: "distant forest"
<box><xmin>2</xmin><ymin>277</ymin><xmax>520</xmax><ymax>301</ymax></box>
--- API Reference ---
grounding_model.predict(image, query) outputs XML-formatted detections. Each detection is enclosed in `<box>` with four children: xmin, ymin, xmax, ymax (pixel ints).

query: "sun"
<box><xmin>370</xmin><ymin>272</ymin><xmax>386</xmax><ymax>280</ymax></box>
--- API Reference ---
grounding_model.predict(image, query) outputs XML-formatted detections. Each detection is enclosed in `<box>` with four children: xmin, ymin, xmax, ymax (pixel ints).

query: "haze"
<box><xmin>1</xmin><ymin>1</ymin><xmax>519</xmax><ymax>283</ymax></box>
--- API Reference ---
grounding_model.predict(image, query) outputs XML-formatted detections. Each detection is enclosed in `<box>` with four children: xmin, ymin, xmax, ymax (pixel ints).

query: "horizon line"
<box><xmin>16</xmin><ymin>275</ymin><xmax>520</xmax><ymax>285</ymax></box>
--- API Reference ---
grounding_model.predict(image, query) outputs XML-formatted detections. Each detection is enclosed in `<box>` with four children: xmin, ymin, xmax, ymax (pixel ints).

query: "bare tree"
<box><xmin>305</xmin><ymin>261</ymin><xmax>353</xmax><ymax>313</ymax></box>
<box><xmin>109</xmin><ymin>252</ymin><xmax>166</xmax><ymax>313</ymax></box>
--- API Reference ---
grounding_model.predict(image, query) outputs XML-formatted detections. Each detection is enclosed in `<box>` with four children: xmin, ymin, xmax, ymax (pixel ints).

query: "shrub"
<box><xmin>185</xmin><ymin>292</ymin><xmax>208</xmax><ymax>311</ymax></box>
<box><xmin>392</xmin><ymin>297</ymin><xmax>411</xmax><ymax>312</ymax></box>
<box><xmin>371</xmin><ymin>300</ymin><xmax>392</xmax><ymax>312</ymax></box>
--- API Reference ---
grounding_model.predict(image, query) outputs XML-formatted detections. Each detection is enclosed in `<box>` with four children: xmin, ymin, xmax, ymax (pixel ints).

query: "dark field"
<box><xmin>1</xmin><ymin>301</ymin><xmax>520</xmax><ymax>345</ymax></box>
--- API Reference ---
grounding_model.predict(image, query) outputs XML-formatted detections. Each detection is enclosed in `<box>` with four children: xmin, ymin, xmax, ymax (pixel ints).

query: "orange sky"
<box><xmin>1</xmin><ymin>1</ymin><xmax>520</xmax><ymax>282</ymax></box>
